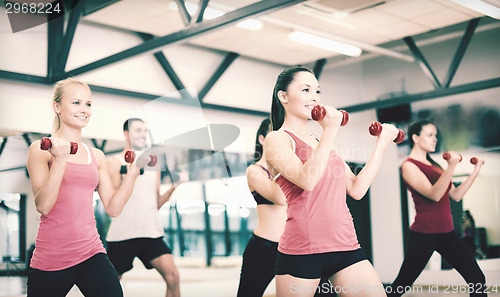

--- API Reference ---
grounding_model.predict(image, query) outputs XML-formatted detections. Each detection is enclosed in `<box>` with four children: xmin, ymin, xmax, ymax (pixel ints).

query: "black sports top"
<box><xmin>251</xmin><ymin>164</ymin><xmax>274</xmax><ymax>205</ymax></box>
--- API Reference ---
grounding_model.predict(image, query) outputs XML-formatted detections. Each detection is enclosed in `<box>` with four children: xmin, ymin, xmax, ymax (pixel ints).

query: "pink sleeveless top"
<box><xmin>403</xmin><ymin>158</ymin><xmax>454</xmax><ymax>234</ymax></box>
<box><xmin>276</xmin><ymin>130</ymin><xmax>360</xmax><ymax>255</ymax></box>
<box><xmin>30</xmin><ymin>145</ymin><xmax>106</xmax><ymax>271</ymax></box>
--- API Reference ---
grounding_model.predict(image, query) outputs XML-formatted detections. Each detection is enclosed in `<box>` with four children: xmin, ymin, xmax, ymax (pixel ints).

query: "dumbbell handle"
<box><xmin>124</xmin><ymin>151</ymin><xmax>157</xmax><ymax>167</ymax></box>
<box><xmin>40</xmin><ymin>137</ymin><xmax>78</xmax><ymax>154</ymax></box>
<box><xmin>368</xmin><ymin>122</ymin><xmax>405</xmax><ymax>144</ymax></box>
<box><xmin>311</xmin><ymin>105</ymin><xmax>349</xmax><ymax>126</ymax></box>
<box><xmin>442</xmin><ymin>152</ymin><xmax>463</xmax><ymax>162</ymax></box>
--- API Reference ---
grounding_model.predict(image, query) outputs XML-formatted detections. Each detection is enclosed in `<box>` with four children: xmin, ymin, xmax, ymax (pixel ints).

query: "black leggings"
<box><xmin>388</xmin><ymin>230</ymin><xmax>486</xmax><ymax>297</ymax></box>
<box><xmin>237</xmin><ymin>234</ymin><xmax>336</xmax><ymax>297</ymax></box>
<box><xmin>237</xmin><ymin>234</ymin><xmax>279</xmax><ymax>297</ymax></box>
<box><xmin>27</xmin><ymin>253</ymin><xmax>123</xmax><ymax>297</ymax></box>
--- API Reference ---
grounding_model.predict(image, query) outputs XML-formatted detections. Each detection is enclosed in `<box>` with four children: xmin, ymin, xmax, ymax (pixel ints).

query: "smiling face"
<box><xmin>126</xmin><ymin>120</ymin><xmax>148</xmax><ymax>150</ymax></box>
<box><xmin>53</xmin><ymin>84</ymin><xmax>92</xmax><ymax>129</ymax></box>
<box><xmin>413</xmin><ymin>124</ymin><xmax>438</xmax><ymax>153</ymax></box>
<box><xmin>279</xmin><ymin>71</ymin><xmax>321</xmax><ymax>120</ymax></box>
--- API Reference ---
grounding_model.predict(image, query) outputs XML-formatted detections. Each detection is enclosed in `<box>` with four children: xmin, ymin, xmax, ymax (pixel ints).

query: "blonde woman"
<box><xmin>26</xmin><ymin>78</ymin><xmax>141</xmax><ymax>297</ymax></box>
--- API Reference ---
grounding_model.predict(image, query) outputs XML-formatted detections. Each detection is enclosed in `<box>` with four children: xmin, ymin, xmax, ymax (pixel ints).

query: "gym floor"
<box><xmin>1</xmin><ymin>256</ymin><xmax>499</xmax><ymax>297</ymax></box>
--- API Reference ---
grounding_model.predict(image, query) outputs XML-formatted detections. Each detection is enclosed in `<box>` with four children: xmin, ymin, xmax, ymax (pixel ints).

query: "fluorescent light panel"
<box><xmin>451</xmin><ymin>0</ymin><xmax>500</xmax><ymax>19</ymax></box>
<box><xmin>236</xmin><ymin>19</ymin><xmax>263</xmax><ymax>31</ymax></box>
<box><xmin>289</xmin><ymin>31</ymin><xmax>362</xmax><ymax>57</ymax></box>
<box><xmin>169</xmin><ymin>2</ymin><xmax>262</xmax><ymax>30</ymax></box>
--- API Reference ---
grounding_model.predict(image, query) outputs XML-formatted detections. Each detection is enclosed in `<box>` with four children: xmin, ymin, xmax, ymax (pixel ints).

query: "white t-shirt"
<box><xmin>106</xmin><ymin>154</ymin><xmax>165</xmax><ymax>241</ymax></box>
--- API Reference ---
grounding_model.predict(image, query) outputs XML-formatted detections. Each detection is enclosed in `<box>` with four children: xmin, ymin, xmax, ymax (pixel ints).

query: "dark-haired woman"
<box><xmin>237</xmin><ymin>118</ymin><xmax>336</xmax><ymax>297</ymax></box>
<box><xmin>265</xmin><ymin>66</ymin><xmax>399</xmax><ymax>297</ymax></box>
<box><xmin>387</xmin><ymin>120</ymin><xmax>486</xmax><ymax>297</ymax></box>
<box><xmin>237</xmin><ymin>118</ymin><xmax>287</xmax><ymax>297</ymax></box>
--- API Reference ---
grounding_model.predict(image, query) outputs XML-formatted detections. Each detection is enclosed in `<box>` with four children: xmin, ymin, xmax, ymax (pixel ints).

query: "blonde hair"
<box><xmin>52</xmin><ymin>78</ymin><xmax>91</xmax><ymax>134</ymax></box>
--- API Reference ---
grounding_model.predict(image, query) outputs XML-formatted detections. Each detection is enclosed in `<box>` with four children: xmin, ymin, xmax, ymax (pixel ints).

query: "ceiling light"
<box><xmin>289</xmin><ymin>31</ymin><xmax>362</xmax><ymax>57</ymax></box>
<box><xmin>236</xmin><ymin>19</ymin><xmax>263</xmax><ymax>31</ymax></box>
<box><xmin>451</xmin><ymin>0</ymin><xmax>500</xmax><ymax>19</ymax></box>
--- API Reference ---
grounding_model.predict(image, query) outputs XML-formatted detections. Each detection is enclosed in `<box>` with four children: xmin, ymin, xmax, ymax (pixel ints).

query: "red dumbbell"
<box><xmin>339</xmin><ymin>110</ymin><xmax>349</xmax><ymax>126</ymax></box>
<box><xmin>124</xmin><ymin>150</ymin><xmax>136</xmax><ymax>163</ymax></box>
<box><xmin>470</xmin><ymin>157</ymin><xmax>484</xmax><ymax>165</ymax></box>
<box><xmin>124</xmin><ymin>151</ymin><xmax>157</xmax><ymax>167</ymax></box>
<box><xmin>148</xmin><ymin>155</ymin><xmax>158</xmax><ymax>167</ymax></box>
<box><xmin>311</xmin><ymin>105</ymin><xmax>349</xmax><ymax>126</ymax></box>
<box><xmin>442</xmin><ymin>152</ymin><xmax>463</xmax><ymax>162</ymax></box>
<box><xmin>368</xmin><ymin>122</ymin><xmax>405</xmax><ymax>144</ymax></box>
<box><xmin>40</xmin><ymin>137</ymin><xmax>78</xmax><ymax>154</ymax></box>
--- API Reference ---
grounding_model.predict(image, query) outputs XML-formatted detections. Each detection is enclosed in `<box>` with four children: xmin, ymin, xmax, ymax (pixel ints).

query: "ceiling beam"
<box><xmin>63</xmin><ymin>0</ymin><xmax>308</xmax><ymax>78</ymax></box>
<box><xmin>58</xmin><ymin>0</ymin><xmax>84</xmax><ymax>73</ymax></box>
<box><xmin>443</xmin><ymin>18</ymin><xmax>480</xmax><ymax>88</ymax></box>
<box><xmin>193</xmin><ymin>0</ymin><xmax>210</xmax><ymax>24</ymax></box>
<box><xmin>152</xmin><ymin>52</ymin><xmax>191</xmax><ymax>100</ymax></box>
<box><xmin>22</xmin><ymin>133</ymin><xmax>32</xmax><ymax>147</ymax></box>
<box><xmin>138</xmin><ymin>33</ymin><xmax>191</xmax><ymax>100</ymax></box>
<box><xmin>0</xmin><ymin>70</ymin><xmax>269</xmax><ymax>117</ymax></box>
<box><xmin>4</xmin><ymin>70</ymin><xmax>497</xmax><ymax>117</ymax></box>
<box><xmin>0</xmin><ymin>166</ymin><xmax>27</xmax><ymax>173</ymax></box>
<box><xmin>340</xmin><ymin>76</ymin><xmax>500</xmax><ymax>113</ymax></box>
<box><xmin>47</xmin><ymin>13</ymin><xmax>64</xmax><ymax>82</ymax></box>
<box><xmin>173</xmin><ymin>0</ymin><xmax>192</xmax><ymax>26</ymax></box>
<box><xmin>198</xmin><ymin>52</ymin><xmax>239</xmax><ymax>102</ymax></box>
<box><xmin>404</xmin><ymin>36</ymin><xmax>442</xmax><ymax>89</ymax></box>
<box><xmin>0</xmin><ymin>137</ymin><xmax>7</xmax><ymax>158</ymax></box>
<box><xmin>91</xmin><ymin>139</ymin><xmax>107</xmax><ymax>151</ymax></box>
<box><xmin>324</xmin><ymin>17</ymin><xmax>500</xmax><ymax>70</ymax></box>
<box><xmin>0</xmin><ymin>70</ymin><xmax>48</xmax><ymax>83</ymax></box>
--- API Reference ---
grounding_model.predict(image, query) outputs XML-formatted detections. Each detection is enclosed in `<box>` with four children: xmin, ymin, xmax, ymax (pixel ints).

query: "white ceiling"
<box><xmin>82</xmin><ymin>0</ymin><xmax>490</xmax><ymax>65</ymax></box>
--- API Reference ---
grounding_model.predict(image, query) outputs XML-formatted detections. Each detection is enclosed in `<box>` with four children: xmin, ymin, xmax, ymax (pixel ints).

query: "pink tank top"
<box><xmin>30</xmin><ymin>145</ymin><xmax>106</xmax><ymax>271</ymax></box>
<box><xmin>276</xmin><ymin>130</ymin><xmax>360</xmax><ymax>255</ymax></box>
<box><xmin>403</xmin><ymin>158</ymin><xmax>454</xmax><ymax>234</ymax></box>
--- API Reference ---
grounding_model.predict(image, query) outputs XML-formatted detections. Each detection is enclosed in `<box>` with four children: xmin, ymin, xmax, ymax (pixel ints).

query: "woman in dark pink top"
<box><xmin>26</xmin><ymin>78</ymin><xmax>142</xmax><ymax>297</ymax></box>
<box><xmin>265</xmin><ymin>66</ymin><xmax>399</xmax><ymax>297</ymax></box>
<box><xmin>387</xmin><ymin>120</ymin><xmax>486</xmax><ymax>297</ymax></box>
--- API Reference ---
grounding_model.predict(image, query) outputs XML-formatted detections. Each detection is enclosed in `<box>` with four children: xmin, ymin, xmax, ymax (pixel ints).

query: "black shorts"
<box><xmin>106</xmin><ymin>237</ymin><xmax>172</xmax><ymax>275</ymax></box>
<box><xmin>275</xmin><ymin>248</ymin><xmax>367</xmax><ymax>279</ymax></box>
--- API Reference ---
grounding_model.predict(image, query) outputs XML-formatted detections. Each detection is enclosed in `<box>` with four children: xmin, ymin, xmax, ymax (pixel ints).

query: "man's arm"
<box><xmin>157</xmin><ymin>171</ymin><xmax>188</xmax><ymax>209</ymax></box>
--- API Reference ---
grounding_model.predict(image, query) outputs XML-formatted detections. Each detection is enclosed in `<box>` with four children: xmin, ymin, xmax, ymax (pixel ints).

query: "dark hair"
<box><xmin>462</xmin><ymin>210</ymin><xmax>476</xmax><ymax>238</ymax></box>
<box><xmin>464</xmin><ymin>210</ymin><xmax>475</xmax><ymax>226</ymax></box>
<box><xmin>407</xmin><ymin>120</ymin><xmax>442</xmax><ymax>169</ymax></box>
<box><xmin>123</xmin><ymin>118</ymin><xmax>144</xmax><ymax>132</ymax></box>
<box><xmin>270</xmin><ymin>66</ymin><xmax>314</xmax><ymax>131</ymax></box>
<box><xmin>254</xmin><ymin>118</ymin><xmax>271</xmax><ymax>161</ymax></box>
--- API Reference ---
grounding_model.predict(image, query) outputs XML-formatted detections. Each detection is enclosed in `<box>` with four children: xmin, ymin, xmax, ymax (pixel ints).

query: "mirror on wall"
<box><xmin>397</xmin><ymin>100</ymin><xmax>500</xmax><ymax>268</ymax></box>
<box><xmin>0</xmin><ymin>130</ymin><xmax>256</xmax><ymax>267</ymax></box>
<box><xmin>0</xmin><ymin>193</ymin><xmax>26</xmax><ymax>275</ymax></box>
